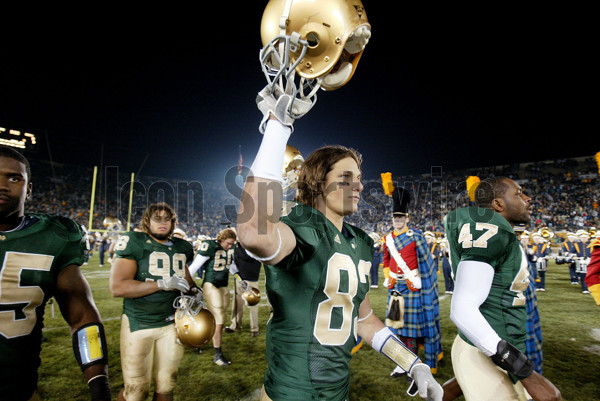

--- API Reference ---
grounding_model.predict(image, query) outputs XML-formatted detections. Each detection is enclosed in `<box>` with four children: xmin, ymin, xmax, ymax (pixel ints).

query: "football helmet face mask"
<box><xmin>173</xmin><ymin>295</ymin><xmax>216</xmax><ymax>348</ymax></box>
<box><xmin>242</xmin><ymin>287</ymin><xmax>261</xmax><ymax>306</ymax></box>
<box><xmin>260</xmin><ymin>0</ymin><xmax>371</xmax><ymax>117</ymax></box>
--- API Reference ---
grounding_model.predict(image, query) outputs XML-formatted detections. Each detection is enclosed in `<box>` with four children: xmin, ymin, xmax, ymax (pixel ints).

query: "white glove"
<box><xmin>383</xmin><ymin>277</ymin><xmax>390</xmax><ymax>288</ymax></box>
<box><xmin>256</xmin><ymin>86</ymin><xmax>294</xmax><ymax>134</ymax></box>
<box><xmin>408</xmin><ymin>363</ymin><xmax>443</xmax><ymax>401</ymax></box>
<box><xmin>256</xmin><ymin>85</ymin><xmax>313</xmax><ymax>134</ymax></box>
<box><xmin>407</xmin><ymin>275</ymin><xmax>422</xmax><ymax>290</ymax></box>
<box><xmin>157</xmin><ymin>276</ymin><xmax>190</xmax><ymax>292</ymax></box>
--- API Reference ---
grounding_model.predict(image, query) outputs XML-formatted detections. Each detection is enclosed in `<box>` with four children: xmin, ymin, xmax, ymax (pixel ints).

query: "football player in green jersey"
<box><xmin>237</xmin><ymin>94</ymin><xmax>443</xmax><ymax>399</ymax></box>
<box><xmin>444</xmin><ymin>177</ymin><xmax>561</xmax><ymax>401</ymax></box>
<box><xmin>188</xmin><ymin>227</ymin><xmax>237</xmax><ymax>365</ymax></box>
<box><xmin>110</xmin><ymin>202</ymin><xmax>197</xmax><ymax>401</ymax></box>
<box><xmin>0</xmin><ymin>146</ymin><xmax>111</xmax><ymax>401</ymax></box>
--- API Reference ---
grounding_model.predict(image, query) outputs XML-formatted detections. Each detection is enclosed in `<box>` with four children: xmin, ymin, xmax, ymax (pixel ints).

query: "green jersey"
<box><xmin>264</xmin><ymin>204</ymin><xmax>374</xmax><ymax>401</ymax></box>
<box><xmin>197</xmin><ymin>239</ymin><xmax>234</xmax><ymax>288</ymax></box>
<box><xmin>114</xmin><ymin>231</ymin><xmax>194</xmax><ymax>332</ymax></box>
<box><xmin>444</xmin><ymin>207</ymin><xmax>529</xmax><ymax>352</ymax></box>
<box><xmin>0</xmin><ymin>214</ymin><xmax>86</xmax><ymax>400</ymax></box>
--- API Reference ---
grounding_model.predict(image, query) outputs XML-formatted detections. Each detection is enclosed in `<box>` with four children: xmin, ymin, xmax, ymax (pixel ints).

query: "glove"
<box><xmin>190</xmin><ymin>286</ymin><xmax>204</xmax><ymax>302</ymax></box>
<box><xmin>256</xmin><ymin>85</ymin><xmax>313</xmax><ymax>134</ymax></box>
<box><xmin>157</xmin><ymin>276</ymin><xmax>190</xmax><ymax>292</ymax></box>
<box><xmin>406</xmin><ymin>275</ymin><xmax>422</xmax><ymax>291</ymax></box>
<box><xmin>408</xmin><ymin>363</ymin><xmax>443</xmax><ymax>401</ymax></box>
<box><xmin>383</xmin><ymin>277</ymin><xmax>390</xmax><ymax>288</ymax></box>
<box><xmin>241</xmin><ymin>280</ymin><xmax>249</xmax><ymax>291</ymax></box>
<box><xmin>256</xmin><ymin>86</ymin><xmax>294</xmax><ymax>133</ymax></box>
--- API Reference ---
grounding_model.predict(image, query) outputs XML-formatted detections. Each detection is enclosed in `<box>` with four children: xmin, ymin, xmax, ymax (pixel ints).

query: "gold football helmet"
<box><xmin>242</xmin><ymin>287</ymin><xmax>261</xmax><ymax>306</ymax></box>
<box><xmin>259</xmin><ymin>0</ymin><xmax>371</xmax><ymax>117</ymax></box>
<box><xmin>282</xmin><ymin>145</ymin><xmax>304</xmax><ymax>191</ymax></box>
<box><xmin>261</xmin><ymin>0</ymin><xmax>370</xmax><ymax>89</ymax></box>
<box><xmin>173</xmin><ymin>295</ymin><xmax>216</xmax><ymax>348</ymax></box>
<box><xmin>102</xmin><ymin>216</ymin><xmax>121</xmax><ymax>230</ymax></box>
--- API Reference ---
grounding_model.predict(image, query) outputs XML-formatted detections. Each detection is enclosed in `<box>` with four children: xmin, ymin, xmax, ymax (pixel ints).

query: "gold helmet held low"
<box><xmin>173</xmin><ymin>295</ymin><xmax>216</xmax><ymax>348</ymax></box>
<box><xmin>242</xmin><ymin>287</ymin><xmax>261</xmax><ymax>306</ymax></box>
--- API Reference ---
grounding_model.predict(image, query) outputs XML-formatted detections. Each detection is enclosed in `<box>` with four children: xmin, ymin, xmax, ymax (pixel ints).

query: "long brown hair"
<box><xmin>295</xmin><ymin>145</ymin><xmax>362</xmax><ymax>208</ymax></box>
<box><xmin>140</xmin><ymin>202</ymin><xmax>177</xmax><ymax>238</ymax></box>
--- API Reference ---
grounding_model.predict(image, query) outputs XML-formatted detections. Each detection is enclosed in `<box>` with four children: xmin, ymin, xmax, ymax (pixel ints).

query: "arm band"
<box><xmin>372</xmin><ymin>326</ymin><xmax>420</xmax><ymax>374</ymax></box>
<box><xmin>245</xmin><ymin>227</ymin><xmax>282</xmax><ymax>262</ymax></box>
<box><xmin>491</xmin><ymin>339</ymin><xmax>535</xmax><ymax>380</ymax></box>
<box><xmin>72</xmin><ymin>323</ymin><xmax>108</xmax><ymax>372</ymax></box>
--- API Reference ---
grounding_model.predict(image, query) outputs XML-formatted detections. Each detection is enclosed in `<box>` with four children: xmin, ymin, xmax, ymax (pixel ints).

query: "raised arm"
<box><xmin>237</xmin><ymin>95</ymin><xmax>298</xmax><ymax>265</ymax></box>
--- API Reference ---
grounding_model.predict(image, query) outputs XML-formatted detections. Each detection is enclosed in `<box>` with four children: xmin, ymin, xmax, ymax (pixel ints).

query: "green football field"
<box><xmin>37</xmin><ymin>253</ymin><xmax>600</xmax><ymax>400</ymax></box>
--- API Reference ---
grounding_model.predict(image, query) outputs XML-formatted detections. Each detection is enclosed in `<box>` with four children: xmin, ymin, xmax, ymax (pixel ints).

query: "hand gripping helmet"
<box><xmin>260</xmin><ymin>0</ymin><xmax>371</xmax><ymax>116</ymax></box>
<box><xmin>242</xmin><ymin>287</ymin><xmax>261</xmax><ymax>306</ymax></box>
<box><xmin>173</xmin><ymin>295</ymin><xmax>216</xmax><ymax>348</ymax></box>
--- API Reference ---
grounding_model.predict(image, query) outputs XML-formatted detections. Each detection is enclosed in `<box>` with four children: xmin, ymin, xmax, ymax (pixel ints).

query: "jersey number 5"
<box><xmin>0</xmin><ymin>252</ymin><xmax>54</xmax><ymax>338</ymax></box>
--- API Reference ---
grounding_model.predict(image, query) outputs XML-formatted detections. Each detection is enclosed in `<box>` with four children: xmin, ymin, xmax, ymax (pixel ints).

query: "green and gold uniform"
<box><xmin>114</xmin><ymin>231</ymin><xmax>194</xmax><ymax>332</ymax></box>
<box><xmin>0</xmin><ymin>214</ymin><xmax>86</xmax><ymax>400</ymax></box>
<box><xmin>264</xmin><ymin>204</ymin><xmax>374</xmax><ymax>401</ymax></box>
<box><xmin>197</xmin><ymin>240</ymin><xmax>234</xmax><ymax>288</ymax></box>
<box><xmin>444</xmin><ymin>206</ymin><xmax>530</xmax><ymax>353</ymax></box>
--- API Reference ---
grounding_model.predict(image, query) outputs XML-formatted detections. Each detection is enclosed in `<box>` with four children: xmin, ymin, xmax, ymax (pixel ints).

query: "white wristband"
<box><xmin>250</xmin><ymin>119</ymin><xmax>291</xmax><ymax>182</ymax></box>
<box><xmin>372</xmin><ymin>326</ymin><xmax>420</xmax><ymax>373</ymax></box>
<box><xmin>245</xmin><ymin>227</ymin><xmax>282</xmax><ymax>262</ymax></box>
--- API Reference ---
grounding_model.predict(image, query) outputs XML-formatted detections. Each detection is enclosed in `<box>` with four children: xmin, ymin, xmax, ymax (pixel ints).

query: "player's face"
<box><xmin>321</xmin><ymin>157</ymin><xmax>363</xmax><ymax>217</ymax></box>
<box><xmin>219</xmin><ymin>238</ymin><xmax>236</xmax><ymax>250</ymax></box>
<box><xmin>149</xmin><ymin>211</ymin><xmax>172</xmax><ymax>241</ymax></box>
<box><xmin>0</xmin><ymin>156</ymin><xmax>31</xmax><ymax>222</ymax></box>
<box><xmin>499</xmin><ymin>179</ymin><xmax>531</xmax><ymax>225</ymax></box>
<box><xmin>392</xmin><ymin>214</ymin><xmax>409</xmax><ymax>231</ymax></box>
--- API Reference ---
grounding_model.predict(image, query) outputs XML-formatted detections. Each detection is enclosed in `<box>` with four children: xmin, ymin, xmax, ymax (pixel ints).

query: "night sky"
<box><xmin>0</xmin><ymin>4</ymin><xmax>591</xmax><ymax>183</ymax></box>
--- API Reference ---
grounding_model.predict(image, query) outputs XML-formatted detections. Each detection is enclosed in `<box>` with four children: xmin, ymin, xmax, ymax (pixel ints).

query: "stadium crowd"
<box><xmin>27</xmin><ymin>155</ymin><xmax>598</xmax><ymax>241</ymax></box>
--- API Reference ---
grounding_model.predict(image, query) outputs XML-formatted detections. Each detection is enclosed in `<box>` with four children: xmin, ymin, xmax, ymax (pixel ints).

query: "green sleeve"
<box><xmin>275</xmin><ymin>218</ymin><xmax>323</xmax><ymax>270</ymax></box>
<box><xmin>50</xmin><ymin>216</ymin><xmax>86</xmax><ymax>270</ymax></box>
<box><xmin>114</xmin><ymin>233</ymin><xmax>142</xmax><ymax>261</ymax></box>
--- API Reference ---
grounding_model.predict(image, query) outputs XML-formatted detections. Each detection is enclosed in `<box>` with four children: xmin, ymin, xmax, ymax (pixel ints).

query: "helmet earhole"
<box><xmin>306</xmin><ymin>32</ymin><xmax>320</xmax><ymax>48</ymax></box>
